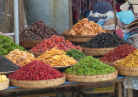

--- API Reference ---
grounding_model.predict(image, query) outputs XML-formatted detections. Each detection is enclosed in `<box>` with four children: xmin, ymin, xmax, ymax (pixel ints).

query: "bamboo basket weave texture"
<box><xmin>0</xmin><ymin>79</ymin><xmax>9</xmax><ymax>91</ymax></box>
<box><xmin>82</xmin><ymin>47</ymin><xmax>115</xmax><ymax>56</ymax></box>
<box><xmin>62</xmin><ymin>30</ymin><xmax>95</xmax><ymax>43</ymax></box>
<box><xmin>10</xmin><ymin>76</ymin><xmax>65</xmax><ymax>89</ymax></box>
<box><xmin>19</xmin><ymin>40</ymin><xmax>42</xmax><ymax>49</ymax></box>
<box><xmin>112</xmin><ymin>59</ymin><xmax>138</xmax><ymax>76</ymax></box>
<box><xmin>113</xmin><ymin>65</ymin><xmax>138</xmax><ymax>76</ymax></box>
<box><xmin>65</xmin><ymin>70</ymin><xmax>118</xmax><ymax>82</ymax></box>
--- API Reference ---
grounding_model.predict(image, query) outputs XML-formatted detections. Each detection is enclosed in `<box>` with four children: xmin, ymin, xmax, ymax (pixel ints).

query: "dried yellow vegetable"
<box><xmin>5</xmin><ymin>49</ymin><xmax>34</xmax><ymax>67</ymax></box>
<box><xmin>0</xmin><ymin>74</ymin><xmax>8</xmax><ymax>83</ymax></box>
<box><xmin>115</xmin><ymin>49</ymin><xmax>138</xmax><ymax>67</ymax></box>
<box><xmin>35</xmin><ymin>47</ymin><xmax>77</xmax><ymax>66</ymax></box>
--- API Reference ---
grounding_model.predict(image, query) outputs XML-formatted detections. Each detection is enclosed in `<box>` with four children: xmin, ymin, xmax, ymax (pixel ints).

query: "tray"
<box><xmin>19</xmin><ymin>40</ymin><xmax>42</xmax><ymax>49</ymax></box>
<box><xmin>0</xmin><ymin>79</ymin><xmax>9</xmax><ymax>91</ymax></box>
<box><xmin>10</xmin><ymin>76</ymin><xmax>65</xmax><ymax>89</ymax></box>
<box><xmin>82</xmin><ymin>47</ymin><xmax>115</xmax><ymax>56</ymax></box>
<box><xmin>65</xmin><ymin>70</ymin><xmax>118</xmax><ymax>82</ymax></box>
<box><xmin>30</xmin><ymin>48</ymin><xmax>82</xmax><ymax>58</ymax></box>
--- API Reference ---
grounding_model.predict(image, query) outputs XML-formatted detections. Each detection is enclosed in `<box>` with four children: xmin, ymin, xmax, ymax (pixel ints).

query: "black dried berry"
<box><xmin>81</xmin><ymin>33</ymin><xmax>128</xmax><ymax>48</ymax></box>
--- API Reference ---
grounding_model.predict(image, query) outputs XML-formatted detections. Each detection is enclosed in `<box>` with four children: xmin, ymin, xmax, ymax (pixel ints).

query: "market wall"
<box><xmin>24</xmin><ymin>0</ymin><xmax>72</xmax><ymax>33</ymax></box>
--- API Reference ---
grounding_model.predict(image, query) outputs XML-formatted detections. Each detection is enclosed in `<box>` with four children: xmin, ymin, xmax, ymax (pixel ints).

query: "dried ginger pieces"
<box><xmin>115</xmin><ymin>49</ymin><xmax>138</xmax><ymax>67</ymax></box>
<box><xmin>35</xmin><ymin>47</ymin><xmax>77</xmax><ymax>67</ymax></box>
<box><xmin>69</xmin><ymin>18</ymin><xmax>106</xmax><ymax>35</ymax></box>
<box><xmin>5</xmin><ymin>49</ymin><xmax>34</xmax><ymax>67</ymax></box>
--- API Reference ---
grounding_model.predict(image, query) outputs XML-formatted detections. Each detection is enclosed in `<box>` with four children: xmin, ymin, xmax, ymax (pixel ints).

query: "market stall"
<box><xmin>0</xmin><ymin>0</ymin><xmax>138</xmax><ymax>97</ymax></box>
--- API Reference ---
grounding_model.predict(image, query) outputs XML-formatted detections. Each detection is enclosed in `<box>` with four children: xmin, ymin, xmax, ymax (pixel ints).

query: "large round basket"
<box><xmin>0</xmin><ymin>79</ymin><xmax>9</xmax><ymax>91</ymax></box>
<box><xmin>19</xmin><ymin>40</ymin><xmax>42</xmax><ymax>49</ymax></box>
<box><xmin>62</xmin><ymin>30</ymin><xmax>113</xmax><ymax>43</ymax></box>
<box><xmin>29</xmin><ymin>51</ymin><xmax>43</xmax><ymax>58</ymax></box>
<box><xmin>82</xmin><ymin>47</ymin><xmax>115</xmax><ymax>56</ymax></box>
<box><xmin>65</xmin><ymin>70</ymin><xmax>118</xmax><ymax>82</ymax></box>
<box><xmin>112</xmin><ymin>59</ymin><xmax>138</xmax><ymax>76</ymax></box>
<box><xmin>62</xmin><ymin>30</ymin><xmax>95</xmax><ymax>43</ymax></box>
<box><xmin>10</xmin><ymin>76</ymin><xmax>65</xmax><ymax>89</ymax></box>
<box><xmin>113</xmin><ymin>65</ymin><xmax>138</xmax><ymax>76</ymax></box>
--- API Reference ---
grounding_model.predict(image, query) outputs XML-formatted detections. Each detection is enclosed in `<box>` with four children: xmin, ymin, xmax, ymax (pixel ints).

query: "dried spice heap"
<box><xmin>82</xmin><ymin>33</ymin><xmax>127</xmax><ymax>48</ymax></box>
<box><xmin>65</xmin><ymin>56</ymin><xmax>115</xmax><ymax>75</ymax></box>
<box><xmin>0</xmin><ymin>74</ymin><xmax>8</xmax><ymax>83</ymax></box>
<box><xmin>20</xmin><ymin>21</ymin><xmax>60</xmax><ymax>41</ymax></box>
<box><xmin>0</xmin><ymin>55</ymin><xmax>20</xmax><ymax>72</ymax></box>
<box><xmin>5</xmin><ymin>49</ymin><xmax>34</xmax><ymax>67</ymax></box>
<box><xmin>35</xmin><ymin>47</ymin><xmax>77</xmax><ymax>67</ymax></box>
<box><xmin>30</xmin><ymin>35</ymin><xmax>81</xmax><ymax>53</ymax></box>
<box><xmin>69</xmin><ymin>18</ymin><xmax>106</xmax><ymax>35</ymax></box>
<box><xmin>100</xmin><ymin>44</ymin><xmax>136</xmax><ymax>62</ymax></box>
<box><xmin>66</xmin><ymin>49</ymin><xmax>86</xmax><ymax>61</ymax></box>
<box><xmin>9</xmin><ymin>61</ymin><xmax>64</xmax><ymax>80</ymax></box>
<box><xmin>115</xmin><ymin>49</ymin><xmax>138</xmax><ymax>67</ymax></box>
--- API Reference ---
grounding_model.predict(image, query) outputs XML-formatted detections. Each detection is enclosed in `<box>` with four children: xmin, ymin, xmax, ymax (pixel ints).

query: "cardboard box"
<box><xmin>82</xmin><ymin>82</ymin><xmax>114</xmax><ymax>94</ymax></box>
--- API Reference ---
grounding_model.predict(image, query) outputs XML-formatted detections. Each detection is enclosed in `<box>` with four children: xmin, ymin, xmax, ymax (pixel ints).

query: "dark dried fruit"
<box><xmin>100</xmin><ymin>44</ymin><xmax>136</xmax><ymax>62</ymax></box>
<box><xmin>0</xmin><ymin>55</ymin><xmax>20</xmax><ymax>72</ymax></box>
<box><xmin>20</xmin><ymin>21</ymin><xmax>60</xmax><ymax>41</ymax></box>
<box><xmin>81</xmin><ymin>33</ymin><xmax>128</xmax><ymax>48</ymax></box>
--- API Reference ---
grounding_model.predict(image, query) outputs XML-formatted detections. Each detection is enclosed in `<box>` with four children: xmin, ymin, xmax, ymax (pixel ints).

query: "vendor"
<box><xmin>87</xmin><ymin>1</ymin><xmax>114</xmax><ymax>23</ymax></box>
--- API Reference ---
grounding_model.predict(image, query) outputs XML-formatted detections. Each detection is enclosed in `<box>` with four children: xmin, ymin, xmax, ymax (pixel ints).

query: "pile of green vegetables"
<box><xmin>66</xmin><ymin>49</ymin><xmax>86</xmax><ymax>61</ymax></box>
<box><xmin>65</xmin><ymin>56</ymin><xmax>116</xmax><ymax>75</ymax></box>
<box><xmin>0</xmin><ymin>35</ymin><xmax>25</xmax><ymax>56</ymax></box>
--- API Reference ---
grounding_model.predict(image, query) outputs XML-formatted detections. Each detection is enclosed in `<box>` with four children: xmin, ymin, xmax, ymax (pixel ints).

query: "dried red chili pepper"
<box><xmin>9</xmin><ymin>60</ymin><xmax>64</xmax><ymax>80</ymax></box>
<box><xmin>100</xmin><ymin>44</ymin><xmax>136</xmax><ymax>62</ymax></box>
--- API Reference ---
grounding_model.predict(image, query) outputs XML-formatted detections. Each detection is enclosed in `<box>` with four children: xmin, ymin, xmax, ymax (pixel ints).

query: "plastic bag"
<box><xmin>123</xmin><ymin>77</ymin><xmax>138</xmax><ymax>90</ymax></box>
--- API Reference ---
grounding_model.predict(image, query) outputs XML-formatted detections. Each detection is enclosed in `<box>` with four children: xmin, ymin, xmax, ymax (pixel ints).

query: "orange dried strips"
<box><xmin>69</xmin><ymin>18</ymin><xmax>106</xmax><ymax>35</ymax></box>
<box><xmin>5</xmin><ymin>49</ymin><xmax>34</xmax><ymax>67</ymax></box>
<box><xmin>35</xmin><ymin>47</ymin><xmax>77</xmax><ymax>67</ymax></box>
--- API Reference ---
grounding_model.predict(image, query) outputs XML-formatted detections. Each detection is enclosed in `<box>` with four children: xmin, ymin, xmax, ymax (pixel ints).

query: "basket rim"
<box><xmin>114</xmin><ymin>64</ymin><xmax>138</xmax><ymax>70</ymax></box>
<box><xmin>10</xmin><ymin>76</ymin><xmax>65</xmax><ymax>82</ymax></box>
<box><xmin>65</xmin><ymin>69</ymin><xmax>118</xmax><ymax>77</ymax></box>
<box><xmin>82</xmin><ymin>47</ymin><xmax>115</xmax><ymax>50</ymax></box>
<box><xmin>19</xmin><ymin>39</ymin><xmax>42</xmax><ymax>43</ymax></box>
<box><xmin>0</xmin><ymin>70</ymin><xmax>17</xmax><ymax>74</ymax></box>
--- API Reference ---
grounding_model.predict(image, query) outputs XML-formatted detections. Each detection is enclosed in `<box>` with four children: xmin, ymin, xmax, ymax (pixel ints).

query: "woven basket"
<box><xmin>82</xmin><ymin>47</ymin><xmax>115</xmax><ymax>56</ymax></box>
<box><xmin>101</xmin><ymin>61</ymin><xmax>114</xmax><ymax>67</ymax></box>
<box><xmin>113</xmin><ymin>59</ymin><xmax>138</xmax><ymax>76</ymax></box>
<box><xmin>65</xmin><ymin>70</ymin><xmax>118</xmax><ymax>82</ymax></box>
<box><xmin>113</xmin><ymin>65</ymin><xmax>138</xmax><ymax>76</ymax></box>
<box><xmin>19</xmin><ymin>40</ymin><xmax>42</xmax><ymax>49</ymax></box>
<box><xmin>0</xmin><ymin>79</ymin><xmax>9</xmax><ymax>91</ymax></box>
<box><xmin>62</xmin><ymin>30</ymin><xmax>95</xmax><ymax>43</ymax></box>
<box><xmin>62</xmin><ymin>30</ymin><xmax>113</xmax><ymax>43</ymax></box>
<box><xmin>29</xmin><ymin>51</ymin><xmax>43</xmax><ymax>58</ymax></box>
<box><xmin>10</xmin><ymin>76</ymin><xmax>65</xmax><ymax>89</ymax></box>
<box><xmin>30</xmin><ymin>48</ymin><xmax>82</xmax><ymax>58</ymax></box>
